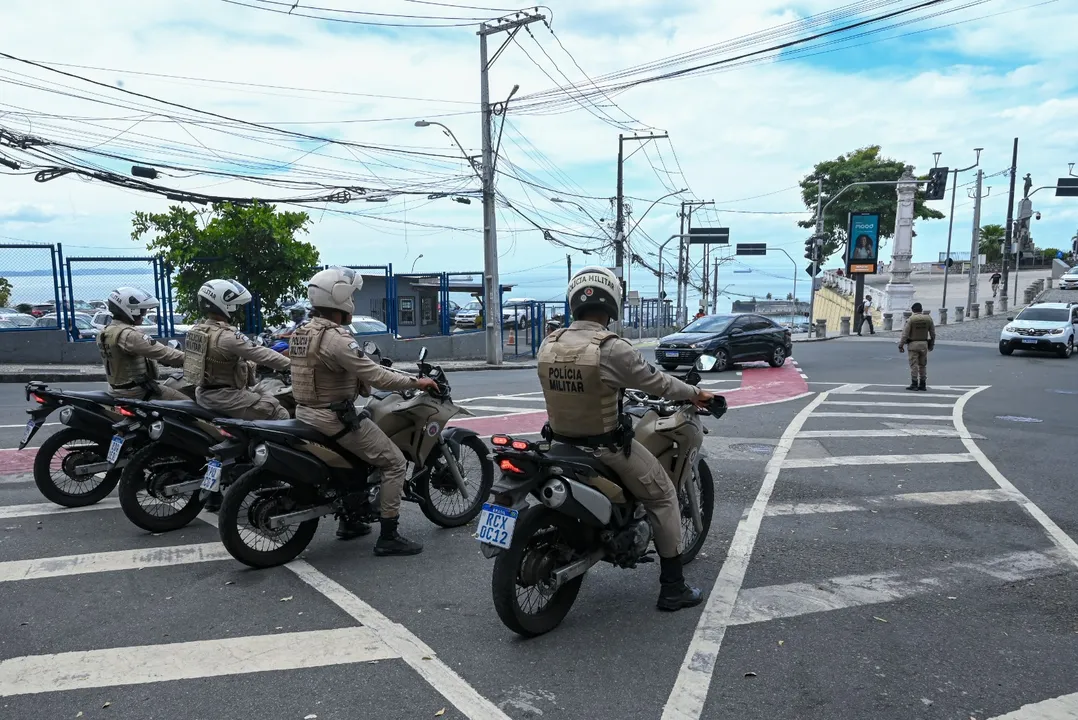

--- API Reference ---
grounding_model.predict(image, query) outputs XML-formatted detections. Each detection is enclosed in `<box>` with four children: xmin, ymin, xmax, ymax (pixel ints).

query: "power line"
<box><xmin>218</xmin><ymin>0</ymin><xmax>491</xmax><ymax>27</ymax></box>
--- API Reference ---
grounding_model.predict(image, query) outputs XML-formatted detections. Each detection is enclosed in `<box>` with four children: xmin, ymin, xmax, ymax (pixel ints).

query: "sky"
<box><xmin>1</xmin><ymin>0</ymin><xmax>1076</xmax><ymax>312</ymax></box>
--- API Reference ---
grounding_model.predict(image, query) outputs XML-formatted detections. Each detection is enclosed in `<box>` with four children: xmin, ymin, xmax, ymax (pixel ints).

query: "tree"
<box><xmin>978</xmin><ymin>224</ymin><xmax>1005</xmax><ymax>264</ymax></box>
<box><xmin>0</xmin><ymin>277</ymin><xmax>11</xmax><ymax>307</ymax></box>
<box><xmin>765</xmin><ymin>292</ymin><xmax>773</xmax><ymax>299</ymax></box>
<box><xmin>132</xmin><ymin>202</ymin><xmax>319</xmax><ymax>326</ymax></box>
<box><xmin>798</xmin><ymin>146</ymin><xmax>945</xmax><ymax>262</ymax></box>
<box><xmin>786</xmin><ymin>292</ymin><xmax>794</xmax><ymax>300</ymax></box>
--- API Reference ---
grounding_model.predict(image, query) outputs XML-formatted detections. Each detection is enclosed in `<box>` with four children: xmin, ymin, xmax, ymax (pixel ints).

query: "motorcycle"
<box><xmin>478</xmin><ymin>355</ymin><xmax>726</xmax><ymax>637</ymax></box>
<box><xmin>212</xmin><ymin>346</ymin><xmax>495</xmax><ymax>568</ymax></box>
<box><xmin>19</xmin><ymin>363</ymin><xmax>194</xmax><ymax>507</ymax></box>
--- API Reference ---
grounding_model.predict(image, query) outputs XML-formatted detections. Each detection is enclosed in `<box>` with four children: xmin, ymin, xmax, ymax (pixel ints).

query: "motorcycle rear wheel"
<box><xmin>33</xmin><ymin>427</ymin><xmax>121</xmax><ymax>507</ymax></box>
<box><xmin>491</xmin><ymin>507</ymin><xmax>584</xmax><ymax>638</ymax></box>
<box><xmin>218</xmin><ymin>469</ymin><xmax>319</xmax><ymax>569</ymax></box>
<box><xmin>118</xmin><ymin>441</ymin><xmax>206</xmax><ymax>532</ymax></box>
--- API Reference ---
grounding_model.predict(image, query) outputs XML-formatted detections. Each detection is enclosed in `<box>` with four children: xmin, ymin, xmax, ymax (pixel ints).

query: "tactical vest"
<box><xmin>907</xmin><ymin>315</ymin><xmax>931</xmax><ymax>341</ymax></box>
<box><xmin>97</xmin><ymin>324</ymin><xmax>155</xmax><ymax>388</ymax></box>
<box><xmin>289</xmin><ymin>319</ymin><xmax>359</xmax><ymax>408</ymax></box>
<box><xmin>537</xmin><ymin>327</ymin><xmax>619</xmax><ymax>437</ymax></box>
<box><xmin>183</xmin><ymin>322</ymin><xmax>245</xmax><ymax>389</ymax></box>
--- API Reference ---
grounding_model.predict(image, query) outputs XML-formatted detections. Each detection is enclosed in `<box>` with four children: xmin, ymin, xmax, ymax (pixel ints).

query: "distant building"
<box><xmin>731</xmin><ymin>299</ymin><xmax>810</xmax><ymax>317</ymax></box>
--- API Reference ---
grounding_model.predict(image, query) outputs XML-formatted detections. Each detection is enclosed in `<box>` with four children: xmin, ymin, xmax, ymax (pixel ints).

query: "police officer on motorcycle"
<box><xmin>538</xmin><ymin>267</ymin><xmax>714</xmax><ymax>611</ymax></box>
<box><xmin>289</xmin><ymin>267</ymin><xmax>439</xmax><ymax>554</ymax></box>
<box><xmin>183</xmin><ymin>279</ymin><xmax>292</xmax><ymax>420</ymax></box>
<box><xmin>98</xmin><ymin>286</ymin><xmax>187</xmax><ymax>400</ymax></box>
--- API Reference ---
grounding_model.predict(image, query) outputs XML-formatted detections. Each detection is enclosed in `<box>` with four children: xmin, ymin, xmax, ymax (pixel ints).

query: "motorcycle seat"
<box><xmin>244</xmin><ymin>419</ymin><xmax>334</xmax><ymax>444</ymax></box>
<box><xmin>61</xmin><ymin>390</ymin><xmax>118</xmax><ymax>405</ymax></box>
<box><xmin>545</xmin><ymin>443</ymin><xmax>618</xmax><ymax>481</ymax></box>
<box><xmin>149</xmin><ymin>400</ymin><xmax>219</xmax><ymax>421</ymax></box>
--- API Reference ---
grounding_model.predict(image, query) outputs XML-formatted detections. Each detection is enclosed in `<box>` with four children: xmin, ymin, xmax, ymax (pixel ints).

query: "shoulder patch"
<box><xmin>347</xmin><ymin>341</ymin><xmax>364</xmax><ymax>357</ymax></box>
<box><xmin>234</xmin><ymin>331</ymin><xmax>251</xmax><ymax>344</ymax></box>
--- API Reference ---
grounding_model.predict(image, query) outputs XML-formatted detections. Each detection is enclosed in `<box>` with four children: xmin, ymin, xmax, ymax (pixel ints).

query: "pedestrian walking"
<box><xmin>990</xmin><ymin>271</ymin><xmax>1001</xmax><ymax>298</ymax></box>
<box><xmin>856</xmin><ymin>294</ymin><xmax>875</xmax><ymax>335</ymax></box>
<box><xmin>898</xmin><ymin>302</ymin><xmax>935</xmax><ymax>391</ymax></box>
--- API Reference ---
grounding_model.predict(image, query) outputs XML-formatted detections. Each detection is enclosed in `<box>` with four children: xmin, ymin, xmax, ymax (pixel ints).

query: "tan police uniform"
<box><xmin>537</xmin><ymin>319</ymin><xmax>700</xmax><ymax>559</ymax></box>
<box><xmin>98</xmin><ymin>320</ymin><xmax>187</xmax><ymax>400</ymax></box>
<box><xmin>289</xmin><ymin>317</ymin><xmax>422</xmax><ymax>518</ymax></box>
<box><xmin>900</xmin><ymin>312</ymin><xmax>936</xmax><ymax>382</ymax></box>
<box><xmin>183</xmin><ymin>319</ymin><xmax>291</xmax><ymax>419</ymax></box>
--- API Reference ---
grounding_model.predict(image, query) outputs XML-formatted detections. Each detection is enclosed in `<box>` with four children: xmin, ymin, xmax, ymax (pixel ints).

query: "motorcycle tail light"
<box><xmin>499</xmin><ymin>459</ymin><xmax>525</xmax><ymax>474</ymax></box>
<box><xmin>491</xmin><ymin>435</ymin><xmax>511</xmax><ymax>446</ymax></box>
<box><xmin>510</xmin><ymin>440</ymin><xmax>530</xmax><ymax>451</ymax></box>
<box><xmin>118</xmin><ymin>407</ymin><xmax>136</xmax><ymax>417</ymax></box>
<box><xmin>31</xmin><ymin>393</ymin><xmax>46</xmax><ymax>404</ymax></box>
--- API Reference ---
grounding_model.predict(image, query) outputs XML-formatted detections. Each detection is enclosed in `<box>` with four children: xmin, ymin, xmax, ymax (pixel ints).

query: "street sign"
<box><xmin>1056</xmin><ymin>178</ymin><xmax>1078</xmax><ymax>198</ymax></box>
<box><xmin>688</xmin><ymin>227</ymin><xmax>730</xmax><ymax>244</ymax></box>
<box><xmin>659</xmin><ymin>290</ymin><xmax>667</xmax><ymax>300</ymax></box>
<box><xmin>735</xmin><ymin>243</ymin><xmax>766</xmax><ymax>256</ymax></box>
<box><xmin>805</xmin><ymin>264</ymin><xmax>821</xmax><ymax>277</ymax></box>
<box><xmin>847</xmin><ymin>212</ymin><xmax>880</xmax><ymax>275</ymax></box>
<box><xmin>628</xmin><ymin>290</ymin><xmax>641</xmax><ymax>307</ymax></box>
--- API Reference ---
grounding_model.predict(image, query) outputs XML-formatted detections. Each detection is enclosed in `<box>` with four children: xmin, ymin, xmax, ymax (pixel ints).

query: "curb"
<box><xmin>792</xmin><ymin>335</ymin><xmax>840</xmax><ymax>343</ymax></box>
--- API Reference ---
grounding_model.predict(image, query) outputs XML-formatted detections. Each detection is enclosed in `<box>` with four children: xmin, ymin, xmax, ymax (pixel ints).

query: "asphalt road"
<box><xmin>1</xmin><ymin>341</ymin><xmax>1077</xmax><ymax>720</ymax></box>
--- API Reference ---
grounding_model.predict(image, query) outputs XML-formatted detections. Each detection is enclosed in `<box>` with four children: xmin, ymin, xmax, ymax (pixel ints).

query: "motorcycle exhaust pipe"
<box><xmin>538</xmin><ymin>477</ymin><xmax>612</xmax><ymax>527</ymax></box>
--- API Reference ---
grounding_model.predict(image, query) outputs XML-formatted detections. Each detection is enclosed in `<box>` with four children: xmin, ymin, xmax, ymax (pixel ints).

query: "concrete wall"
<box><xmin>0</xmin><ymin>330</ymin><xmax>103</xmax><ymax>364</ymax></box>
<box><xmin>810</xmin><ymin>286</ymin><xmax>882</xmax><ymax>333</ymax></box>
<box><xmin>359</xmin><ymin>330</ymin><xmax>488</xmax><ymax>362</ymax></box>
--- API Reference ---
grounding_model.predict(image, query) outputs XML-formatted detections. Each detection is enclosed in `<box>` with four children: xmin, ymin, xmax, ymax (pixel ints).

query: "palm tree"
<box><xmin>978</xmin><ymin>224</ymin><xmax>1005</xmax><ymax>264</ymax></box>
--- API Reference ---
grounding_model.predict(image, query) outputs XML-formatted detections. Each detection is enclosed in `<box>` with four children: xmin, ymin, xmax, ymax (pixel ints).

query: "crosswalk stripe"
<box><xmin>829</xmin><ymin>390</ymin><xmax>964</xmax><ymax>398</ymax></box>
<box><xmin>797</xmin><ymin>428</ymin><xmax>968</xmax><ymax>438</ymax></box>
<box><xmin>0</xmin><ymin>498</ymin><xmax>121</xmax><ymax>519</ymax></box>
<box><xmin>782</xmin><ymin>453</ymin><xmax>975</xmax><ymax>469</ymax></box>
<box><xmin>823</xmin><ymin>401</ymin><xmax>956</xmax><ymax>408</ymax></box>
<box><xmin>809</xmin><ymin>412</ymin><xmax>954</xmax><ymax>420</ymax></box>
<box><xmin>989</xmin><ymin>692</ymin><xmax>1078</xmax><ymax>719</ymax></box>
<box><xmin>0</xmin><ymin>542</ymin><xmax>229</xmax><ymax>582</ymax></box>
<box><xmin>729</xmin><ymin>549</ymin><xmax>1069</xmax><ymax>627</ymax></box>
<box><xmin>0</xmin><ymin>627</ymin><xmax>397</xmax><ymax>697</ymax></box>
<box><xmin>765</xmin><ymin>488</ymin><xmax>1017</xmax><ymax>516</ymax></box>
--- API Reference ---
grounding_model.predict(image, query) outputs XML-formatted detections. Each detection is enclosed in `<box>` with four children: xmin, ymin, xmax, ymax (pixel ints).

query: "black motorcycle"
<box><xmin>211</xmin><ymin>348</ymin><xmax>494</xmax><ymax>568</ymax></box>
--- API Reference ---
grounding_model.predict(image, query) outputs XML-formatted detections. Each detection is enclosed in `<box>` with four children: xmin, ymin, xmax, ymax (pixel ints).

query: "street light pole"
<box><xmin>940</xmin><ymin>148</ymin><xmax>982</xmax><ymax>309</ymax></box>
<box><xmin>615</xmin><ymin>133</ymin><xmax>669</xmax><ymax>280</ymax></box>
<box><xmin>550</xmin><ymin>197</ymin><xmax>612</xmax><ymax>240</ymax></box>
<box><xmin>410</xmin><ymin>254</ymin><xmax>424</xmax><ymax>273</ymax></box>
<box><xmin>658</xmin><ymin>234</ymin><xmax>689</xmax><ymax>328</ymax></box>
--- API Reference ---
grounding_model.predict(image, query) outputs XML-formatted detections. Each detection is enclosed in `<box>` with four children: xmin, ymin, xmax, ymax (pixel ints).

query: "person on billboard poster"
<box><xmin>852</xmin><ymin>234</ymin><xmax>875</xmax><ymax>260</ymax></box>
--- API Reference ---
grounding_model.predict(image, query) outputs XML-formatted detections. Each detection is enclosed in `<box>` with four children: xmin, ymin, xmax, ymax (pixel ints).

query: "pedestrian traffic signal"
<box><xmin>925</xmin><ymin>166</ymin><xmax>949</xmax><ymax>200</ymax></box>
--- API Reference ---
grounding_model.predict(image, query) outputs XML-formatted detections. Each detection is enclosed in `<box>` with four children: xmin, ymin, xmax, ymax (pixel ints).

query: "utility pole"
<box><xmin>675</xmin><ymin>204</ymin><xmax>685</xmax><ymax>325</ymax></box>
<box><xmin>478</xmin><ymin>11</ymin><xmax>544</xmax><ymax>365</ymax></box>
<box><xmin>1000</xmin><ymin>137</ymin><xmax>1018</xmax><ymax>312</ymax></box>
<box><xmin>941</xmin><ymin>149</ymin><xmax>982</xmax><ymax>310</ymax></box>
<box><xmin>677</xmin><ymin>199</ymin><xmax>714</xmax><ymax>323</ymax></box>
<box><xmin>966</xmin><ymin>169</ymin><xmax>989</xmax><ymax>308</ymax></box>
<box><xmin>615</xmin><ymin>133</ymin><xmax>668</xmax><ymax>281</ymax></box>
<box><xmin>711</xmin><ymin>257</ymin><xmax>719</xmax><ymax>313</ymax></box>
<box><xmin>808</xmin><ymin>176</ymin><xmax>824</xmax><ymax>325</ymax></box>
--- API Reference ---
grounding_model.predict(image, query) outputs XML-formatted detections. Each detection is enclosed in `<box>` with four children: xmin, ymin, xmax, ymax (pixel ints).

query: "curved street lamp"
<box><xmin>549</xmin><ymin>197</ymin><xmax>611</xmax><ymax>240</ymax></box>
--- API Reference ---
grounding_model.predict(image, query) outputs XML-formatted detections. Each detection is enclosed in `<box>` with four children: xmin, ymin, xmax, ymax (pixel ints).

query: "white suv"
<box><xmin>1059</xmin><ymin>268</ymin><xmax>1078</xmax><ymax>290</ymax></box>
<box><xmin>999</xmin><ymin>302</ymin><xmax>1078</xmax><ymax>358</ymax></box>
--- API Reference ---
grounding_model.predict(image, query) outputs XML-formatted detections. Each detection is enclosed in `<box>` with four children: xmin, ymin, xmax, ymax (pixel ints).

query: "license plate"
<box><xmin>200</xmin><ymin>460</ymin><xmax>222</xmax><ymax>493</ymax></box>
<box><xmin>20</xmin><ymin>419</ymin><xmax>40</xmax><ymax>446</ymax></box>
<box><xmin>665</xmin><ymin>351</ymin><xmax>679</xmax><ymax>358</ymax></box>
<box><xmin>107</xmin><ymin>435</ymin><xmax>125</xmax><ymax>464</ymax></box>
<box><xmin>1022</xmin><ymin>338</ymin><xmax>1038</xmax><ymax>344</ymax></box>
<box><xmin>477</xmin><ymin>503</ymin><xmax>517</xmax><ymax>550</ymax></box>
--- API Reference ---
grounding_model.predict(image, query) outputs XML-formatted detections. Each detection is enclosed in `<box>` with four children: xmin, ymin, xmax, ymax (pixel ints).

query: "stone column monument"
<box><xmin>884</xmin><ymin>166</ymin><xmax>918</xmax><ymax>313</ymax></box>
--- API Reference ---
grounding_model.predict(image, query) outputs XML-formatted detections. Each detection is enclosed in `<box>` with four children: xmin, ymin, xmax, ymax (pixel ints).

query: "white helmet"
<box><xmin>197</xmin><ymin>279</ymin><xmax>252</xmax><ymax>319</ymax></box>
<box><xmin>567</xmin><ymin>266</ymin><xmax>622</xmax><ymax>323</ymax></box>
<box><xmin>107</xmin><ymin>286</ymin><xmax>160</xmax><ymax>324</ymax></box>
<box><xmin>307</xmin><ymin>266</ymin><xmax>362</xmax><ymax>315</ymax></box>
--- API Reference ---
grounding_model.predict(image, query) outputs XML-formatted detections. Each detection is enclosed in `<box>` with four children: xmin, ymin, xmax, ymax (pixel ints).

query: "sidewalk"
<box><xmin>0</xmin><ymin>357</ymin><xmax>538</xmax><ymax>383</ymax></box>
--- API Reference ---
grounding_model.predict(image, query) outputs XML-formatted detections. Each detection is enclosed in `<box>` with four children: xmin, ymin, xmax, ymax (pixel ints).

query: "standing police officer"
<box><xmin>289</xmin><ymin>267</ymin><xmax>439</xmax><ymax>554</ymax></box>
<box><xmin>898</xmin><ymin>302</ymin><xmax>936</xmax><ymax>391</ymax></box>
<box><xmin>538</xmin><ymin>266</ymin><xmax>715</xmax><ymax>612</ymax></box>
<box><xmin>183</xmin><ymin>279</ymin><xmax>291</xmax><ymax>419</ymax></box>
<box><xmin>98</xmin><ymin>286</ymin><xmax>186</xmax><ymax>400</ymax></box>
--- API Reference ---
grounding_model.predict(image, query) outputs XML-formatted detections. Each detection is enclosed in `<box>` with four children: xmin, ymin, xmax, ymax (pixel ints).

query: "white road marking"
<box><xmin>0</xmin><ymin>542</ymin><xmax>229</xmax><ymax>582</ymax></box>
<box><xmin>0</xmin><ymin>473</ymin><xmax>34</xmax><ymax>485</ymax></box>
<box><xmin>829</xmin><ymin>390</ymin><xmax>964</xmax><ymax>398</ymax></box>
<box><xmin>0</xmin><ymin>627</ymin><xmax>397</xmax><ymax>697</ymax></box>
<box><xmin>195</xmin><ymin>512</ymin><xmax>510</xmax><ymax>720</ymax></box>
<box><xmin>765</xmin><ymin>488</ymin><xmax>1017</xmax><ymax>516</ymax></box>
<box><xmin>797</xmin><ymin>428</ymin><xmax>968</xmax><ymax>438</ymax></box>
<box><xmin>809</xmin><ymin>412</ymin><xmax>954</xmax><ymax>420</ymax></box>
<box><xmin>823</xmin><ymin>401</ymin><xmax>957</xmax><ymax>408</ymax></box>
<box><xmin>955</xmin><ymin>388</ymin><xmax>1078</xmax><ymax>570</ymax></box>
<box><xmin>0</xmin><ymin>498</ymin><xmax>121</xmax><ymax>519</ymax></box>
<box><xmin>459</xmin><ymin>393</ymin><xmax>544</xmax><ymax>403</ymax></box>
<box><xmin>452</xmin><ymin>405</ymin><xmax>538</xmax><ymax>414</ymax></box>
<box><xmin>0</xmin><ymin>422</ymin><xmax>59</xmax><ymax>429</ymax></box>
<box><xmin>990</xmin><ymin>691</ymin><xmax>1078</xmax><ymax>719</ymax></box>
<box><xmin>782</xmin><ymin>453</ymin><xmax>975</xmax><ymax>469</ymax></box>
<box><xmin>661</xmin><ymin>391</ymin><xmax>830</xmax><ymax>720</ymax></box>
<box><xmin>728</xmin><ymin>549</ymin><xmax>1068</xmax><ymax>627</ymax></box>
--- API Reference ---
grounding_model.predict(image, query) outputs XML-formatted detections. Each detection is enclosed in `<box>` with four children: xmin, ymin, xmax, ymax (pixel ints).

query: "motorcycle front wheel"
<box><xmin>218</xmin><ymin>469</ymin><xmax>319</xmax><ymax>569</ymax></box>
<box><xmin>491</xmin><ymin>507</ymin><xmax>585</xmax><ymax>638</ymax></box>
<box><xmin>118</xmin><ymin>442</ymin><xmax>206</xmax><ymax>532</ymax></box>
<box><xmin>679</xmin><ymin>460</ymin><xmax>715</xmax><ymax>565</ymax></box>
<box><xmin>416</xmin><ymin>435</ymin><xmax>494</xmax><ymax>528</ymax></box>
<box><xmin>32</xmin><ymin>427</ymin><xmax>121</xmax><ymax>507</ymax></box>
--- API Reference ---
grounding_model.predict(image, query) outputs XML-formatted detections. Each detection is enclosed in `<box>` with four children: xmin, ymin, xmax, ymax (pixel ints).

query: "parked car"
<box><xmin>29</xmin><ymin>303</ymin><xmax>54</xmax><ymax>318</ymax></box>
<box><xmin>999</xmin><ymin>302</ymin><xmax>1077</xmax><ymax>358</ymax></box>
<box><xmin>1059</xmin><ymin>269</ymin><xmax>1078</xmax><ymax>290</ymax></box>
<box><xmin>655</xmin><ymin>313</ymin><xmax>793</xmax><ymax>372</ymax></box>
<box><xmin>0</xmin><ymin>311</ymin><xmax>35</xmax><ymax>328</ymax></box>
<box><xmin>0</xmin><ymin>318</ymin><xmax>16</xmax><ymax>330</ymax></box>
<box><xmin>439</xmin><ymin>300</ymin><xmax>461</xmax><ymax>323</ymax></box>
<box><xmin>350</xmin><ymin>315</ymin><xmax>389</xmax><ymax>335</ymax></box>
<box><xmin>34</xmin><ymin>312</ymin><xmax>100</xmax><ymax>338</ymax></box>
<box><xmin>454</xmin><ymin>300</ymin><xmax>484</xmax><ymax>329</ymax></box>
<box><xmin>502</xmin><ymin>297</ymin><xmax>537</xmax><ymax>328</ymax></box>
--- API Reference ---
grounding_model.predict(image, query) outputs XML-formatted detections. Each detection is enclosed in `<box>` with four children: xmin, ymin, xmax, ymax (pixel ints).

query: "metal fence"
<box><xmin>0</xmin><ymin>243</ymin><xmax>64</xmax><ymax>332</ymax></box>
<box><xmin>65</xmin><ymin>255</ymin><xmax>162</xmax><ymax>341</ymax></box>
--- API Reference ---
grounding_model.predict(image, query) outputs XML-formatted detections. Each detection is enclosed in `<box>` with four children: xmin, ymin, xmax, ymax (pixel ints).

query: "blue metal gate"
<box><xmin>0</xmin><ymin>242</ymin><xmax>64</xmax><ymax>333</ymax></box>
<box><xmin>65</xmin><ymin>255</ymin><xmax>161</xmax><ymax>341</ymax></box>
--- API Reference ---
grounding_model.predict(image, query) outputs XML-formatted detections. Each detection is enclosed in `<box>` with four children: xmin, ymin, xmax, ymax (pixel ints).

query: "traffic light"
<box><xmin>925</xmin><ymin>166</ymin><xmax>949</xmax><ymax>200</ymax></box>
<box><xmin>804</xmin><ymin>235</ymin><xmax>822</xmax><ymax>262</ymax></box>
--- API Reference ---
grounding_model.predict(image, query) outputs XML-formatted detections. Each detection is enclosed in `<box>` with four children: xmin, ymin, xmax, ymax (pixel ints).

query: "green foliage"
<box><xmin>798</xmin><ymin>146</ymin><xmax>945</xmax><ymax>262</ymax></box>
<box><xmin>132</xmin><ymin>202</ymin><xmax>320</xmax><ymax>326</ymax></box>
<box><xmin>978</xmin><ymin>223</ymin><xmax>1005</xmax><ymax>264</ymax></box>
<box><xmin>1039</xmin><ymin>247</ymin><xmax>1062</xmax><ymax>259</ymax></box>
<box><xmin>0</xmin><ymin>277</ymin><xmax>11</xmax><ymax>307</ymax></box>
<box><xmin>15</xmin><ymin>302</ymin><xmax>32</xmax><ymax>314</ymax></box>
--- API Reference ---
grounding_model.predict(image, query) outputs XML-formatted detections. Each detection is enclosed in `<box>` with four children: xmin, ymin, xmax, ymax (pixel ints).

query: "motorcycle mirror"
<box><xmin>362</xmin><ymin>340</ymin><xmax>380</xmax><ymax>356</ymax></box>
<box><xmin>380</xmin><ymin>357</ymin><xmax>393</xmax><ymax>367</ymax></box>
<box><xmin>255</xmin><ymin>336</ymin><xmax>265</xmax><ymax>346</ymax></box>
<box><xmin>167</xmin><ymin>339</ymin><xmax>181</xmax><ymax>350</ymax></box>
<box><xmin>418</xmin><ymin>347</ymin><xmax>428</xmax><ymax>362</ymax></box>
<box><xmin>694</xmin><ymin>355</ymin><xmax>717</xmax><ymax>372</ymax></box>
<box><xmin>684</xmin><ymin>369</ymin><xmax>701</xmax><ymax>386</ymax></box>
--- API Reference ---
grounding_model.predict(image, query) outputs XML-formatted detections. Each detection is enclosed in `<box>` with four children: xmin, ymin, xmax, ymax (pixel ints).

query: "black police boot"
<box><xmin>203</xmin><ymin>492</ymin><xmax>222</xmax><ymax>513</ymax></box>
<box><xmin>918</xmin><ymin>377</ymin><xmax>927</xmax><ymax>392</ymax></box>
<box><xmin>906</xmin><ymin>377</ymin><xmax>918</xmax><ymax>391</ymax></box>
<box><xmin>336</xmin><ymin>517</ymin><xmax>372</xmax><ymax>540</ymax></box>
<box><xmin>657</xmin><ymin>555</ymin><xmax>704</xmax><ymax>612</ymax></box>
<box><xmin>373</xmin><ymin>516</ymin><xmax>423</xmax><ymax>556</ymax></box>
